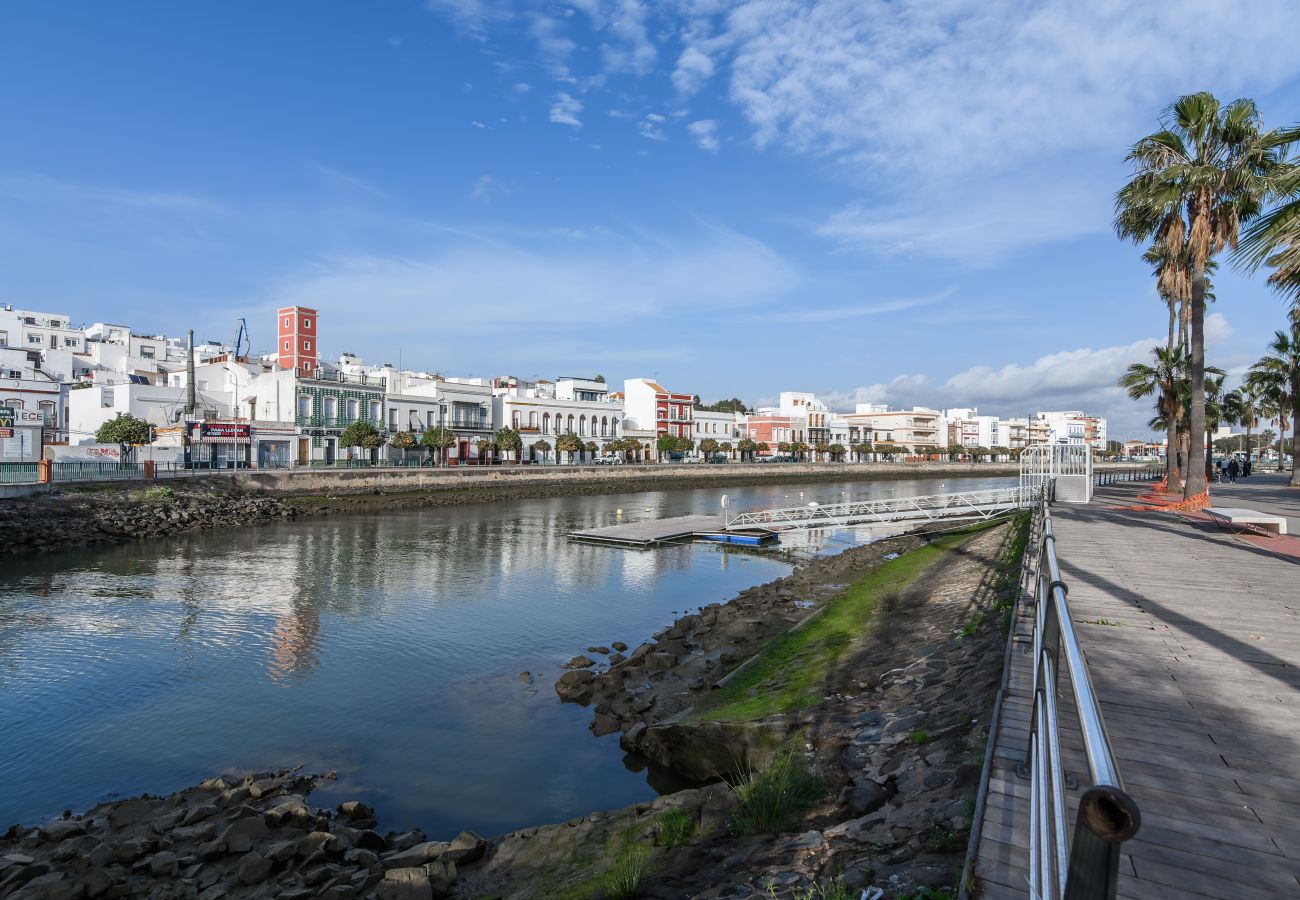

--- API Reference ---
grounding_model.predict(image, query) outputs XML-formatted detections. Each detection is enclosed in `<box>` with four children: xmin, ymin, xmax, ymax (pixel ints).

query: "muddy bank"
<box><xmin>3</xmin><ymin>463</ymin><xmax>1014</xmax><ymax>557</ymax></box>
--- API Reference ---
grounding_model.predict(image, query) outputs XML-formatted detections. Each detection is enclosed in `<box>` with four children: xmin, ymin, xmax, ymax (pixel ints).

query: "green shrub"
<box><xmin>909</xmin><ymin>727</ymin><xmax>931</xmax><ymax>745</ymax></box>
<box><xmin>731</xmin><ymin>749</ymin><xmax>823</xmax><ymax>835</ymax></box>
<box><xmin>132</xmin><ymin>486</ymin><xmax>176</xmax><ymax>503</ymax></box>
<box><xmin>655</xmin><ymin>808</ymin><xmax>697</xmax><ymax>848</ymax></box>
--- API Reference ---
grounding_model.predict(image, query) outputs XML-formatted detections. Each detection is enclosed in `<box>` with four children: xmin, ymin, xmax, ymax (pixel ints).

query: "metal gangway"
<box><xmin>724</xmin><ymin>485</ymin><xmax>1035</xmax><ymax>532</ymax></box>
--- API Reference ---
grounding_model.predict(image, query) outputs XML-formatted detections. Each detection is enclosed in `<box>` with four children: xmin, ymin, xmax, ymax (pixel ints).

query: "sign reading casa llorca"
<box><xmin>198</xmin><ymin>422</ymin><xmax>251</xmax><ymax>440</ymax></box>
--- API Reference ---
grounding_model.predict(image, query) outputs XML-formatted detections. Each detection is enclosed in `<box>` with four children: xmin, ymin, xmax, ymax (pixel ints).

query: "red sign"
<box><xmin>199</xmin><ymin>422</ymin><xmax>251</xmax><ymax>440</ymax></box>
<box><xmin>0</xmin><ymin>428</ymin><xmax>12</xmax><ymax>439</ymax></box>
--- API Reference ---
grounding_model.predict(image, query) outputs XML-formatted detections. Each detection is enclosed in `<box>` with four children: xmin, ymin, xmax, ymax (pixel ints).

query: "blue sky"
<box><xmin>3</xmin><ymin>1</ymin><xmax>1300</xmax><ymax>438</ymax></box>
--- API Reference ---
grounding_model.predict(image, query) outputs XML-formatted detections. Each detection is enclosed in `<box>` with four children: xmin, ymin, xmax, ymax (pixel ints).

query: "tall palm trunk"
<box><xmin>1185</xmin><ymin>270</ymin><xmax>1208</xmax><ymax>498</ymax></box>
<box><xmin>1166</xmin><ymin>420</ymin><xmax>1180</xmax><ymax>488</ymax></box>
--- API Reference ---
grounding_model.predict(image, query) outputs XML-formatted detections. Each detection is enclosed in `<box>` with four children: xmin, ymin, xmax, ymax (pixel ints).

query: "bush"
<box><xmin>730</xmin><ymin>749</ymin><xmax>823</xmax><ymax>835</ymax></box>
<box><xmin>655</xmin><ymin>808</ymin><xmax>697</xmax><ymax>848</ymax></box>
<box><xmin>131</xmin><ymin>486</ymin><xmax>176</xmax><ymax>504</ymax></box>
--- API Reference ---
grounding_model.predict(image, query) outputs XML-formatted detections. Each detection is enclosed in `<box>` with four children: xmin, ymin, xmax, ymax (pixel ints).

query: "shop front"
<box><xmin>189</xmin><ymin>422</ymin><xmax>252</xmax><ymax>469</ymax></box>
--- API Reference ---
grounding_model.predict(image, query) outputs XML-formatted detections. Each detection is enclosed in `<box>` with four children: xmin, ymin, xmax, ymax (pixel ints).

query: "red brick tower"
<box><xmin>277</xmin><ymin>306</ymin><xmax>318</xmax><ymax>375</ymax></box>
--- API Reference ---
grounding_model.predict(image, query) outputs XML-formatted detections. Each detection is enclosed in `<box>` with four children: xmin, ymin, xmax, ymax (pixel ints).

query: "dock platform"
<box><xmin>568</xmin><ymin>514</ymin><xmax>776</xmax><ymax>548</ymax></box>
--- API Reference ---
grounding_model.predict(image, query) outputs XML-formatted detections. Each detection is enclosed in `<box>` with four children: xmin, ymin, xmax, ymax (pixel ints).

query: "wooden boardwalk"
<box><xmin>973</xmin><ymin>475</ymin><xmax>1300</xmax><ymax>899</ymax></box>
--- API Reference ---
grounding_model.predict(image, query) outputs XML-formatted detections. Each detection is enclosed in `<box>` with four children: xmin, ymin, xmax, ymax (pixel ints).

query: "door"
<box><xmin>325</xmin><ymin>440</ymin><xmax>336</xmax><ymax>465</ymax></box>
<box><xmin>298</xmin><ymin>438</ymin><xmax>310</xmax><ymax>465</ymax></box>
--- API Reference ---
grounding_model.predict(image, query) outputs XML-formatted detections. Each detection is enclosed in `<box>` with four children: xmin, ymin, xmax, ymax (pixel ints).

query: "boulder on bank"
<box><xmin>553</xmin><ymin>669</ymin><xmax>596</xmax><ymax>703</ymax></box>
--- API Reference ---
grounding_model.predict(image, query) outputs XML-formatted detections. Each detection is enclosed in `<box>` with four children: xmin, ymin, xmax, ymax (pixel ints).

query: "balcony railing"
<box><xmin>295</xmin><ymin>416</ymin><xmax>386</xmax><ymax>429</ymax></box>
<box><xmin>309</xmin><ymin>370</ymin><xmax>386</xmax><ymax>388</ymax></box>
<box><xmin>450</xmin><ymin>419</ymin><xmax>491</xmax><ymax>431</ymax></box>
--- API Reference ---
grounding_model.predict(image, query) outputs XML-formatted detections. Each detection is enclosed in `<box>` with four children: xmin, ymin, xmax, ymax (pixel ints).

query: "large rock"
<box><xmin>561</xmin><ymin>655</ymin><xmax>594</xmax><ymax>669</ymax></box>
<box><xmin>382</xmin><ymin>841</ymin><xmax>449</xmax><ymax>870</ymax></box>
<box><xmin>107</xmin><ymin>798</ymin><xmax>155</xmax><ymax>830</ymax></box>
<box><xmin>219</xmin><ymin>815</ymin><xmax>270</xmax><ymax>853</ymax></box>
<box><xmin>636</xmin><ymin>720</ymin><xmax>796</xmax><ymax>782</ymax></box>
<box><xmin>236</xmin><ymin>850</ymin><xmax>273</xmax><ymax>885</ymax></box>
<box><xmin>444</xmin><ymin>831</ymin><xmax>485</xmax><ymax>865</ymax></box>
<box><xmin>554</xmin><ymin>669</ymin><xmax>596</xmax><ymax>704</ymax></box>
<box><xmin>376</xmin><ymin>867</ymin><xmax>434</xmax><ymax>900</ymax></box>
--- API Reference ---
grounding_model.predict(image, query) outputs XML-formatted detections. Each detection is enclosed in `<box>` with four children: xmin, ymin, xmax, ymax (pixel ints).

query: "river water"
<box><xmin>0</xmin><ymin>474</ymin><xmax>1013</xmax><ymax>837</ymax></box>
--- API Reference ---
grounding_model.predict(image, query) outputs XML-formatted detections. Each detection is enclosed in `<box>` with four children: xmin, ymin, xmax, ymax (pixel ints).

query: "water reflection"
<box><xmin>0</xmin><ymin>475</ymin><xmax>1012</xmax><ymax>836</ymax></box>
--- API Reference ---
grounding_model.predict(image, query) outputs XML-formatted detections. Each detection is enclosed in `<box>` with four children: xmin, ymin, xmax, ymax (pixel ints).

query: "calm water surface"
<box><xmin>0</xmin><ymin>474</ymin><xmax>1012</xmax><ymax>836</ymax></box>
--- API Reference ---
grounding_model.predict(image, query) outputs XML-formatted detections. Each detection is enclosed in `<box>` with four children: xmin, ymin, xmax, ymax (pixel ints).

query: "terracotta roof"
<box><xmin>644</xmin><ymin>381</ymin><xmax>667</xmax><ymax>393</ymax></box>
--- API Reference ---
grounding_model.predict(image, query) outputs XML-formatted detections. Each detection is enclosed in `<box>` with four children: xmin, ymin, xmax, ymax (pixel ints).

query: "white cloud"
<box><xmin>549</xmin><ymin>93</ymin><xmax>584</xmax><ymax>128</ymax></box>
<box><xmin>687</xmin><ymin>119</ymin><xmax>720</xmax><ymax>153</ymax></box>
<box><xmin>513</xmin><ymin>82</ymin><xmax>532</xmax><ymax>94</ymax></box>
<box><xmin>819</xmin><ymin>313</ymin><xmax>1236</xmax><ymax>438</ymax></box>
<box><xmin>638</xmin><ymin>116</ymin><xmax>666</xmax><ymax>141</ymax></box>
<box><xmin>672</xmin><ymin>45</ymin><xmax>716</xmax><ymax>95</ymax></box>
<box><xmin>470</xmin><ymin>120</ymin><xmax>487</xmax><ymax>129</ymax></box>
<box><xmin>470</xmin><ymin>175</ymin><xmax>509</xmax><ymax>203</ymax></box>
<box><xmin>758</xmin><ymin>288</ymin><xmax>954</xmax><ymax>324</ymax></box>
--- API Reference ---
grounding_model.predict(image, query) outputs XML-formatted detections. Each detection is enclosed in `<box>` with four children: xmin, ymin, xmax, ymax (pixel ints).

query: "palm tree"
<box><xmin>1116</xmin><ymin>92</ymin><xmax>1294</xmax><ymax>499</ymax></box>
<box><xmin>1238</xmin><ymin>161</ymin><xmax>1300</xmax><ymax>308</ymax></box>
<box><xmin>1247</xmin><ymin>320</ymin><xmax>1300</xmax><ymax>485</ymax></box>
<box><xmin>1119</xmin><ymin>345</ymin><xmax>1189</xmax><ymax>490</ymax></box>
<box><xmin>1221</xmin><ymin>387</ymin><xmax>1259</xmax><ymax>465</ymax></box>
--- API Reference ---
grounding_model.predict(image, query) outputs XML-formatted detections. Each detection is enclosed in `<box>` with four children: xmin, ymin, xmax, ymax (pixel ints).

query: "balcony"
<box><xmin>295</xmin><ymin>416</ymin><xmax>386</xmax><ymax>429</ymax></box>
<box><xmin>450</xmin><ymin>418</ymin><xmax>491</xmax><ymax>431</ymax></box>
<box><xmin>309</xmin><ymin>370</ymin><xmax>386</xmax><ymax>388</ymax></box>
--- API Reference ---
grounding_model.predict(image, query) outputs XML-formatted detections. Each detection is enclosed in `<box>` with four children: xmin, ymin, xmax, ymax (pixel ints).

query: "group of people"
<box><xmin>1214</xmin><ymin>455</ymin><xmax>1251</xmax><ymax>483</ymax></box>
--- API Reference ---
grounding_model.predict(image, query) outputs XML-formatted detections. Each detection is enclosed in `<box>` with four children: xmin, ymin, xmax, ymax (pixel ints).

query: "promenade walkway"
<box><xmin>973</xmin><ymin>473</ymin><xmax>1300</xmax><ymax>899</ymax></box>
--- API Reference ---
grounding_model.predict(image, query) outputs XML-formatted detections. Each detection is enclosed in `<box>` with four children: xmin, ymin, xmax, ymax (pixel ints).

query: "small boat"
<box><xmin>694</xmin><ymin>529</ymin><xmax>778</xmax><ymax>546</ymax></box>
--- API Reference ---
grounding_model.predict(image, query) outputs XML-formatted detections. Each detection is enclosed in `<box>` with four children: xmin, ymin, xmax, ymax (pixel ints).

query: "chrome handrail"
<box><xmin>1021</xmin><ymin>490</ymin><xmax>1140</xmax><ymax>898</ymax></box>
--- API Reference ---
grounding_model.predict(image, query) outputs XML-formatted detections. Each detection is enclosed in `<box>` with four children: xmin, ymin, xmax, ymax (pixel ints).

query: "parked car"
<box><xmin>594</xmin><ymin>454</ymin><xmax>623</xmax><ymax>465</ymax></box>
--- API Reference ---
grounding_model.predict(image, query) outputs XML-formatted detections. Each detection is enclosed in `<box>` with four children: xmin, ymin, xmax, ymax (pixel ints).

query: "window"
<box><xmin>303</xmin><ymin>318</ymin><xmax>311</xmax><ymax>328</ymax></box>
<box><xmin>512</xmin><ymin>411</ymin><xmax>521</xmax><ymax>429</ymax></box>
<box><xmin>64</xmin><ymin>337</ymin><xmax>78</xmax><ymax>348</ymax></box>
<box><xmin>389</xmin><ymin>409</ymin><xmax>398</xmax><ymax>428</ymax></box>
<box><xmin>284</xmin><ymin>341</ymin><xmax>290</xmax><ymax>351</ymax></box>
<box><xmin>369</xmin><ymin>401</ymin><xmax>381</xmax><ymax>421</ymax></box>
<box><xmin>298</xmin><ymin>395</ymin><xmax>311</xmax><ymax>419</ymax></box>
<box><xmin>284</xmin><ymin>318</ymin><xmax>290</xmax><ymax>328</ymax></box>
<box><xmin>140</xmin><ymin>346</ymin><xmax>155</xmax><ymax>359</ymax></box>
<box><xmin>303</xmin><ymin>361</ymin><xmax>313</xmax><ymax>372</ymax></box>
<box><xmin>3</xmin><ymin>398</ymin><xmax>21</xmax><ymax>408</ymax></box>
<box><xmin>346</xmin><ymin>399</ymin><xmax>359</xmax><ymax>420</ymax></box>
<box><xmin>0</xmin><ymin>331</ymin><xmax>7</xmax><ymax>346</ymax></box>
<box><xmin>529</xmin><ymin>412</ymin><xmax>537</xmax><ymax>428</ymax></box>
<box><xmin>303</xmin><ymin>341</ymin><xmax>311</xmax><ymax>351</ymax></box>
<box><xmin>38</xmin><ymin>401</ymin><xmax>55</xmax><ymax>423</ymax></box>
<box><xmin>323</xmin><ymin>397</ymin><xmax>337</xmax><ymax>420</ymax></box>
<box><xmin>542</xmin><ymin>413</ymin><xmax>550</xmax><ymax>434</ymax></box>
<box><xmin>28</xmin><ymin>333</ymin><xmax>43</xmax><ymax>345</ymax></box>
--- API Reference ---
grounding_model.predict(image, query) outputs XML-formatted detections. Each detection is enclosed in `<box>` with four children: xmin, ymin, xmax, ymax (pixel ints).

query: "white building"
<box><xmin>1</xmin><ymin>345</ymin><xmax>67</xmax><ymax>444</ymax></box>
<box><xmin>941</xmin><ymin>408</ymin><xmax>1003</xmax><ymax>450</ymax></box>
<box><xmin>844</xmin><ymin>404</ymin><xmax>942</xmax><ymax>451</ymax></box>
<box><xmin>1035</xmin><ymin>411</ymin><xmax>1108</xmax><ymax>449</ymax></box>
<box><xmin>691</xmin><ymin>409</ymin><xmax>740</xmax><ymax>446</ymax></box>
<box><xmin>0</xmin><ymin>306</ymin><xmax>86</xmax><ymax>356</ymax></box>
<box><xmin>493</xmin><ymin>376</ymin><xmax>623</xmax><ymax>463</ymax></box>
<box><xmin>778</xmin><ymin>392</ymin><xmax>831</xmax><ymax>445</ymax></box>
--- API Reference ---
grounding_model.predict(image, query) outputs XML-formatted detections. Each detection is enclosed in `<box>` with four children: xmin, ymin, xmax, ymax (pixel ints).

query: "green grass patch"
<box><xmin>654</xmin><ymin>808</ymin><xmax>697</xmax><ymax>848</ymax></box>
<box><xmin>729</xmin><ymin>746</ymin><xmax>824</xmax><ymax>835</ymax></box>
<box><xmin>769</xmin><ymin>880</ymin><xmax>856</xmax><ymax>900</ymax></box>
<box><xmin>908</xmin><ymin>727</ymin><xmax>932</xmax><ymax>745</ymax></box>
<box><xmin>598</xmin><ymin>844</ymin><xmax>649</xmax><ymax>899</ymax></box>
<box><xmin>690</xmin><ymin>527</ymin><xmax>989</xmax><ymax>723</ymax></box>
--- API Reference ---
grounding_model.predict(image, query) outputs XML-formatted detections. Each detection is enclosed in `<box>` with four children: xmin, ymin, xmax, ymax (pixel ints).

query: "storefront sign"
<box><xmin>198</xmin><ymin>422</ymin><xmax>251</xmax><ymax>440</ymax></box>
<box><xmin>0</xmin><ymin>407</ymin><xmax>13</xmax><ymax>428</ymax></box>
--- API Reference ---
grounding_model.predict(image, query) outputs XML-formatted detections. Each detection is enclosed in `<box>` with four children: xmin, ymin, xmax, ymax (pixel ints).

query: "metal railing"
<box><xmin>1020</xmin><ymin>490</ymin><xmax>1140</xmax><ymax>898</ymax></box>
<box><xmin>1094</xmin><ymin>466</ymin><xmax>1160</xmax><ymax>486</ymax></box>
<box><xmin>725</xmin><ymin>485</ymin><xmax>1034</xmax><ymax>531</ymax></box>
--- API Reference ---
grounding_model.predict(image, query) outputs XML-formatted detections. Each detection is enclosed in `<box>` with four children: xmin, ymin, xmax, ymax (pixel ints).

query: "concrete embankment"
<box><xmin>1</xmin><ymin>463</ymin><xmax>1016</xmax><ymax>557</ymax></box>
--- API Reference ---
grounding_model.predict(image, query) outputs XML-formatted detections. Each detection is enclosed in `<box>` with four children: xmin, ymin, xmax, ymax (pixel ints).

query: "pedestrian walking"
<box><xmin>1244</xmin><ymin>457</ymin><xmax>1252</xmax><ymax>478</ymax></box>
<box><xmin>1227</xmin><ymin>458</ymin><xmax>1239</xmax><ymax>483</ymax></box>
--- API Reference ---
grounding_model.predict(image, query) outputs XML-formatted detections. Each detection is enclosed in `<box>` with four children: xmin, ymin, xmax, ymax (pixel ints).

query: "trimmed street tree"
<box><xmin>718</xmin><ymin>440</ymin><xmax>733</xmax><ymax>460</ymax></box>
<box><xmin>828</xmin><ymin>442</ymin><xmax>846</xmax><ymax>461</ymax></box>
<box><xmin>494</xmin><ymin>427</ymin><xmax>523</xmax><ymax>463</ymax></box>
<box><xmin>656</xmin><ymin>433</ymin><xmax>678</xmax><ymax>462</ymax></box>
<box><xmin>420</xmin><ymin>425</ymin><xmax>455</xmax><ymax>466</ymax></box>
<box><xmin>531</xmin><ymin>438</ymin><xmax>552</xmax><ymax>464</ymax></box>
<box><xmin>557</xmin><ymin>432</ymin><xmax>583</xmax><ymax>464</ymax></box>
<box><xmin>699</xmin><ymin>437</ymin><xmax>720</xmax><ymax>458</ymax></box>
<box><xmin>339</xmin><ymin>420</ymin><xmax>383</xmax><ymax>461</ymax></box>
<box><xmin>95</xmin><ymin>413</ymin><xmax>154</xmax><ymax>462</ymax></box>
<box><xmin>390</xmin><ymin>430</ymin><xmax>418</xmax><ymax>464</ymax></box>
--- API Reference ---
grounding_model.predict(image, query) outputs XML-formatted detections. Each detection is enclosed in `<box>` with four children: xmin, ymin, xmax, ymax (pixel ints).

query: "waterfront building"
<box><xmin>744</xmin><ymin>412</ymin><xmax>806</xmax><ymax>451</ymax></box>
<box><xmin>622</xmin><ymin>378</ymin><xmax>692</xmax><ymax>440</ymax></box>
<box><xmin>691</xmin><ymin>409</ymin><xmax>740</xmax><ymax>445</ymax></box>
<box><xmin>844</xmin><ymin>404</ymin><xmax>941</xmax><ymax>453</ymax></box>
<box><xmin>494</xmin><ymin>376</ymin><xmax>622</xmax><ymax>462</ymax></box>
<box><xmin>941</xmin><ymin>408</ymin><xmax>1003</xmax><ymax>451</ymax></box>
<box><xmin>0</xmin><ymin>345</ymin><xmax>67</xmax><ymax>446</ymax></box>
<box><xmin>778</xmin><ymin>392</ymin><xmax>831</xmax><ymax>445</ymax></box>
<box><xmin>1034</xmin><ymin>410</ymin><xmax>1107</xmax><ymax>449</ymax></box>
<box><xmin>67</xmin><ymin>378</ymin><xmax>236</xmax><ymax>456</ymax></box>
<box><xmin>250</xmin><ymin>362</ymin><xmax>387</xmax><ymax>465</ymax></box>
<box><xmin>0</xmin><ymin>306</ymin><xmax>85</xmax><ymax>356</ymax></box>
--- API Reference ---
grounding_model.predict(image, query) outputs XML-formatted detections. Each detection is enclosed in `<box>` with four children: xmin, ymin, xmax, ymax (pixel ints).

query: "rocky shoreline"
<box><xmin>3</xmin><ymin>518</ymin><xmax>1023</xmax><ymax>898</ymax></box>
<box><xmin>1</xmin><ymin>464</ymin><xmax>1016</xmax><ymax>557</ymax></box>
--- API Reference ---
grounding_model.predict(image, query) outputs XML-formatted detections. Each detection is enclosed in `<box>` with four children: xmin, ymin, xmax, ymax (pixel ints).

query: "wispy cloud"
<box><xmin>758</xmin><ymin>288</ymin><xmax>955</xmax><ymax>324</ymax></box>
<box><xmin>549</xmin><ymin>92</ymin><xmax>583</xmax><ymax>128</ymax></box>
<box><xmin>687</xmin><ymin>119</ymin><xmax>719</xmax><ymax>153</ymax></box>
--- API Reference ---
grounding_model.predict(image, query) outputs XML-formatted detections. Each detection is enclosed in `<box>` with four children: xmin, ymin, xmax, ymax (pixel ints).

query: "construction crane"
<box><xmin>233</xmin><ymin>318</ymin><xmax>250</xmax><ymax>359</ymax></box>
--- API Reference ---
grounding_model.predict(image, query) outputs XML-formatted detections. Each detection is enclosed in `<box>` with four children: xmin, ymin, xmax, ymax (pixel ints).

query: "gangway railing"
<box><xmin>725</xmin><ymin>485</ymin><xmax>1032</xmax><ymax>531</ymax></box>
<box><xmin>1019</xmin><ymin>489</ymin><xmax>1140</xmax><ymax>898</ymax></box>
